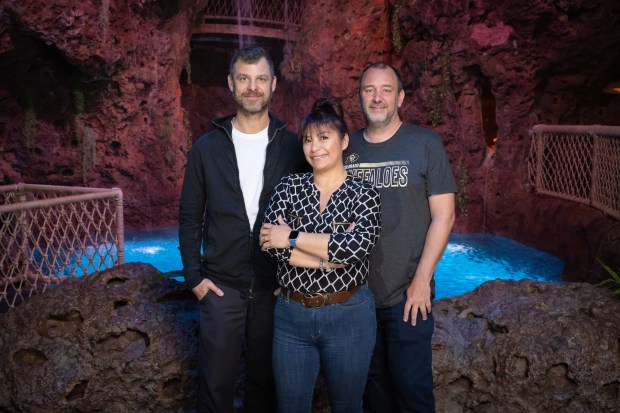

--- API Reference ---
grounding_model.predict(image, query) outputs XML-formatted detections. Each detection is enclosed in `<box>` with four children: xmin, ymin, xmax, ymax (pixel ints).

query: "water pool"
<box><xmin>122</xmin><ymin>228</ymin><xmax>564</xmax><ymax>299</ymax></box>
<box><xmin>434</xmin><ymin>234</ymin><xmax>563</xmax><ymax>298</ymax></box>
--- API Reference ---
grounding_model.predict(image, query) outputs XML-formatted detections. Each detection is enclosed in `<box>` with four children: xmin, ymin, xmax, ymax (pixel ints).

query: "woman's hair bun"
<box><xmin>312</xmin><ymin>97</ymin><xmax>344</xmax><ymax>119</ymax></box>
<box><xmin>298</xmin><ymin>96</ymin><xmax>348</xmax><ymax>138</ymax></box>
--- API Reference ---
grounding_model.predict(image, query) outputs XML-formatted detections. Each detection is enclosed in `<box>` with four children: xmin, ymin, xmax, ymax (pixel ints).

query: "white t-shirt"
<box><xmin>232</xmin><ymin>124</ymin><xmax>269</xmax><ymax>228</ymax></box>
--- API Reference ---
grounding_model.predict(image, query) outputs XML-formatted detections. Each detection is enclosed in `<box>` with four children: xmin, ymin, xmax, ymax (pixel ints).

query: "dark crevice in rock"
<box><xmin>526</xmin><ymin>284</ymin><xmax>547</xmax><ymax>294</ymax></box>
<box><xmin>13</xmin><ymin>348</ymin><xmax>48</xmax><ymax>366</ymax></box>
<box><xmin>601</xmin><ymin>381</ymin><xmax>619</xmax><ymax>403</ymax></box>
<box><xmin>49</xmin><ymin>309</ymin><xmax>83</xmax><ymax>323</ymax></box>
<box><xmin>492</xmin><ymin>356</ymin><xmax>500</xmax><ymax>376</ymax></box>
<box><xmin>509</xmin><ymin>355</ymin><xmax>529</xmax><ymax>379</ymax></box>
<box><xmin>448</xmin><ymin>375</ymin><xmax>473</xmax><ymax>398</ymax></box>
<box><xmin>95</xmin><ymin>329</ymin><xmax>150</xmax><ymax>361</ymax></box>
<box><xmin>113</xmin><ymin>298</ymin><xmax>131</xmax><ymax>309</ymax></box>
<box><xmin>579</xmin><ymin>306</ymin><xmax>596</xmax><ymax>318</ymax></box>
<box><xmin>65</xmin><ymin>380</ymin><xmax>88</xmax><ymax>402</ymax></box>
<box><xmin>458</xmin><ymin>308</ymin><xmax>484</xmax><ymax>319</ymax></box>
<box><xmin>162</xmin><ymin>377</ymin><xmax>182</xmax><ymax>399</ymax></box>
<box><xmin>546</xmin><ymin>363</ymin><xmax>578</xmax><ymax>392</ymax></box>
<box><xmin>105</xmin><ymin>276</ymin><xmax>129</xmax><ymax>285</ymax></box>
<box><xmin>38</xmin><ymin>309</ymin><xmax>83</xmax><ymax>338</ymax></box>
<box><xmin>487</xmin><ymin>320</ymin><xmax>509</xmax><ymax>334</ymax></box>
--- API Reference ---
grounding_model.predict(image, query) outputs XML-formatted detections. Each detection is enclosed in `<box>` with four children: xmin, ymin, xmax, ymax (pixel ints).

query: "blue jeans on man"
<box><xmin>364</xmin><ymin>294</ymin><xmax>436</xmax><ymax>413</ymax></box>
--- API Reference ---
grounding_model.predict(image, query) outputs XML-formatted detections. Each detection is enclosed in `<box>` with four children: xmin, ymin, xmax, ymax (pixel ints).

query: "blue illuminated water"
<box><xmin>122</xmin><ymin>228</ymin><xmax>564</xmax><ymax>299</ymax></box>
<box><xmin>433</xmin><ymin>233</ymin><xmax>564</xmax><ymax>298</ymax></box>
<box><xmin>123</xmin><ymin>226</ymin><xmax>183</xmax><ymax>273</ymax></box>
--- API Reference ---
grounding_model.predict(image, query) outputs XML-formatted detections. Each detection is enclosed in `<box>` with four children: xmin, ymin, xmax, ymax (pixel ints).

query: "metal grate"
<box><xmin>528</xmin><ymin>125</ymin><xmax>620</xmax><ymax>220</ymax></box>
<box><xmin>0</xmin><ymin>183</ymin><xmax>124</xmax><ymax>310</ymax></box>
<box><xmin>195</xmin><ymin>0</ymin><xmax>304</xmax><ymax>40</ymax></box>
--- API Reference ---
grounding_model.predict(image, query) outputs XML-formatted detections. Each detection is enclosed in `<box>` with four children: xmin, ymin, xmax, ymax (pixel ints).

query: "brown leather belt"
<box><xmin>281</xmin><ymin>285</ymin><xmax>362</xmax><ymax>308</ymax></box>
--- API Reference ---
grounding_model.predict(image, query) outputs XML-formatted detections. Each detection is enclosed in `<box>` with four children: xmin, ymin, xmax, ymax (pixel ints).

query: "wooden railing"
<box><xmin>194</xmin><ymin>0</ymin><xmax>304</xmax><ymax>40</ymax></box>
<box><xmin>528</xmin><ymin>125</ymin><xmax>620</xmax><ymax>220</ymax></box>
<box><xmin>0</xmin><ymin>183</ymin><xmax>124</xmax><ymax>310</ymax></box>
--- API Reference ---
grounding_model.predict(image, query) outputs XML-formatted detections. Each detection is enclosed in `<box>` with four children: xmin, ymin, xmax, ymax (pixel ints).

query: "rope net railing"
<box><xmin>195</xmin><ymin>0</ymin><xmax>304</xmax><ymax>40</ymax></box>
<box><xmin>528</xmin><ymin>125</ymin><xmax>620</xmax><ymax>220</ymax></box>
<box><xmin>0</xmin><ymin>183</ymin><xmax>124</xmax><ymax>310</ymax></box>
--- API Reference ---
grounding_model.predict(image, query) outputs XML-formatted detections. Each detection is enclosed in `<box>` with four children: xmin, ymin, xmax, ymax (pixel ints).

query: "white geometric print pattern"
<box><xmin>263</xmin><ymin>172</ymin><xmax>381</xmax><ymax>293</ymax></box>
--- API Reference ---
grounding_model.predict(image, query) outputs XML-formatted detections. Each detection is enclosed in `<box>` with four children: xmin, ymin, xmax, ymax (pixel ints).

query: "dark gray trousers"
<box><xmin>196</xmin><ymin>283</ymin><xmax>276</xmax><ymax>413</ymax></box>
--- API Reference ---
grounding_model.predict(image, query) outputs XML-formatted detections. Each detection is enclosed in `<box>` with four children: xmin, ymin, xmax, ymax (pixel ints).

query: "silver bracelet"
<box><xmin>319</xmin><ymin>257</ymin><xmax>324</xmax><ymax>271</ymax></box>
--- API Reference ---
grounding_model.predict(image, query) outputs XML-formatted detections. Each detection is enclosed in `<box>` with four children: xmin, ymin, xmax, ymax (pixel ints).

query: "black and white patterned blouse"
<box><xmin>263</xmin><ymin>172</ymin><xmax>381</xmax><ymax>293</ymax></box>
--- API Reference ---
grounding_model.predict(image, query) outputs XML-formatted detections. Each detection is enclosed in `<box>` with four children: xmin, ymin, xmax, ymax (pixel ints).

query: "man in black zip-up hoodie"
<box><xmin>179</xmin><ymin>46</ymin><xmax>306</xmax><ymax>413</ymax></box>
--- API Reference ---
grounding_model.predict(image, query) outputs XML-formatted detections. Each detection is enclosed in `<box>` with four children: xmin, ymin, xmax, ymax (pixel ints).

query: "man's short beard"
<box><xmin>364</xmin><ymin>109</ymin><xmax>393</xmax><ymax>127</ymax></box>
<box><xmin>233</xmin><ymin>88</ymin><xmax>272</xmax><ymax>116</ymax></box>
<box><xmin>238</xmin><ymin>99</ymin><xmax>270</xmax><ymax>115</ymax></box>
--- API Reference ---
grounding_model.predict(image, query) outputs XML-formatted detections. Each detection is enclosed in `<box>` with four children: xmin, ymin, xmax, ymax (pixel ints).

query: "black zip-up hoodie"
<box><xmin>179</xmin><ymin>113</ymin><xmax>306</xmax><ymax>291</ymax></box>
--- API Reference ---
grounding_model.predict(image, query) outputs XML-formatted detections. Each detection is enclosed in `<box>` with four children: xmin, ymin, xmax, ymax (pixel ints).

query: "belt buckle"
<box><xmin>302</xmin><ymin>292</ymin><xmax>326</xmax><ymax>308</ymax></box>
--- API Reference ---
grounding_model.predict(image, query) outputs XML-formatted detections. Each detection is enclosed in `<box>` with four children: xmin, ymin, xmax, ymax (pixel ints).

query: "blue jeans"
<box><xmin>364</xmin><ymin>295</ymin><xmax>435</xmax><ymax>413</ymax></box>
<box><xmin>273</xmin><ymin>285</ymin><xmax>376</xmax><ymax>413</ymax></box>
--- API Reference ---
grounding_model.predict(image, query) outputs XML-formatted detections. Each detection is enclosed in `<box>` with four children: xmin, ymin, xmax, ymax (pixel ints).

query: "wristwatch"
<box><xmin>289</xmin><ymin>230</ymin><xmax>299</xmax><ymax>249</ymax></box>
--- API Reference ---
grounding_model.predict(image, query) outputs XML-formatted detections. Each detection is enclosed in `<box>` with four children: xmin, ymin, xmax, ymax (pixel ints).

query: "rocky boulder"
<box><xmin>433</xmin><ymin>279</ymin><xmax>620</xmax><ymax>413</ymax></box>
<box><xmin>2</xmin><ymin>266</ymin><xmax>619</xmax><ymax>412</ymax></box>
<box><xmin>0</xmin><ymin>263</ymin><xmax>198</xmax><ymax>413</ymax></box>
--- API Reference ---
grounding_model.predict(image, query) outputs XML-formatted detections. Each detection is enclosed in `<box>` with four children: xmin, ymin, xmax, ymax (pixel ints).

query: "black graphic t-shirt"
<box><xmin>263</xmin><ymin>173</ymin><xmax>381</xmax><ymax>293</ymax></box>
<box><xmin>344</xmin><ymin>123</ymin><xmax>457</xmax><ymax>307</ymax></box>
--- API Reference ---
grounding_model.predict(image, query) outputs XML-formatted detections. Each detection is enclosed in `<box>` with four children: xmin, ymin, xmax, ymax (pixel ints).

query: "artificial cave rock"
<box><xmin>1</xmin><ymin>264</ymin><xmax>619</xmax><ymax>412</ymax></box>
<box><xmin>432</xmin><ymin>279</ymin><xmax>620</xmax><ymax>413</ymax></box>
<box><xmin>0</xmin><ymin>263</ymin><xmax>198</xmax><ymax>413</ymax></box>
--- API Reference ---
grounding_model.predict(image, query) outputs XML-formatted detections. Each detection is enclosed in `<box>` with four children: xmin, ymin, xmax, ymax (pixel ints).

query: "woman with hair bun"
<box><xmin>260</xmin><ymin>98</ymin><xmax>381</xmax><ymax>413</ymax></box>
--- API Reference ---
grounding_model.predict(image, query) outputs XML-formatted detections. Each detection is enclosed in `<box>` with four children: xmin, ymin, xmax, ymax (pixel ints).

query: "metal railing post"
<box><xmin>18</xmin><ymin>193</ymin><xmax>29</xmax><ymax>281</ymax></box>
<box><xmin>115</xmin><ymin>189</ymin><xmax>125</xmax><ymax>265</ymax></box>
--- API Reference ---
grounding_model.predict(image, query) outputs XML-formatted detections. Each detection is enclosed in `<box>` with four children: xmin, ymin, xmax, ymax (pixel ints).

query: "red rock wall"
<box><xmin>0</xmin><ymin>0</ymin><xmax>208</xmax><ymax>227</ymax></box>
<box><xmin>1</xmin><ymin>0</ymin><xmax>619</xmax><ymax>279</ymax></box>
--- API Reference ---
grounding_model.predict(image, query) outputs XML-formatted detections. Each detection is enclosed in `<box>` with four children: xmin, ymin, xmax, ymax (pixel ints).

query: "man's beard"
<box><xmin>364</xmin><ymin>104</ymin><xmax>394</xmax><ymax>126</ymax></box>
<box><xmin>234</xmin><ymin>89</ymin><xmax>272</xmax><ymax>115</ymax></box>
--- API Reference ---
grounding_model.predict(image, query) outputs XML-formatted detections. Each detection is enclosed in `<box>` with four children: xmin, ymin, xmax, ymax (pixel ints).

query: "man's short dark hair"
<box><xmin>229</xmin><ymin>46</ymin><xmax>275</xmax><ymax>78</ymax></box>
<box><xmin>359</xmin><ymin>62</ymin><xmax>403</xmax><ymax>92</ymax></box>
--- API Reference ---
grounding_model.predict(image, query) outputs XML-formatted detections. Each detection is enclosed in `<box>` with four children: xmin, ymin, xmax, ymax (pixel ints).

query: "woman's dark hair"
<box><xmin>299</xmin><ymin>98</ymin><xmax>348</xmax><ymax>140</ymax></box>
